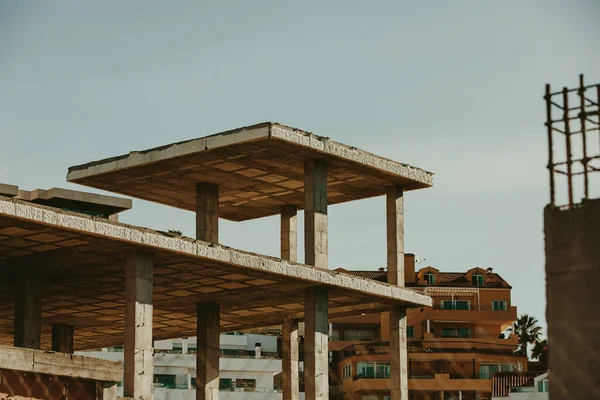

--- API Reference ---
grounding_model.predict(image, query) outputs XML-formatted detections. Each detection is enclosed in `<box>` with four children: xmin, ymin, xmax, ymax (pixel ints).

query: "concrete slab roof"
<box><xmin>0</xmin><ymin>183</ymin><xmax>18</xmax><ymax>198</ymax></box>
<box><xmin>0</xmin><ymin>196</ymin><xmax>431</xmax><ymax>350</ymax></box>
<box><xmin>67</xmin><ymin>122</ymin><xmax>434</xmax><ymax>221</ymax></box>
<box><xmin>16</xmin><ymin>187</ymin><xmax>132</xmax><ymax>216</ymax></box>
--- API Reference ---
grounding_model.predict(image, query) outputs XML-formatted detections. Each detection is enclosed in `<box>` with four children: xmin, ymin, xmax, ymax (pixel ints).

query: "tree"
<box><xmin>513</xmin><ymin>314</ymin><xmax>543</xmax><ymax>358</ymax></box>
<box><xmin>531</xmin><ymin>339</ymin><xmax>548</xmax><ymax>369</ymax></box>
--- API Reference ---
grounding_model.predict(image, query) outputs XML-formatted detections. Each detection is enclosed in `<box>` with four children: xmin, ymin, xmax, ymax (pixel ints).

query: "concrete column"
<box><xmin>304</xmin><ymin>287</ymin><xmax>328</xmax><ymax>400</ymax></box>
<box><xmin>386</xmin><ymin>185</ymin><xmax>404</xmax><ymax>286</ymax></box>
<box><xmin>97</xmin><ymin>382</ymin><xmax>118</xmax><ymax>400</ymax></box>
<box><xmin>197</xmin><ymin>303</ymin><xmax>220</xmax><ymax>400</ymax></box>
<box><xmin>14</xmin><ymin>271</ymin><xmax>42</xmax><ymax>349</ymax></box>
<box><xmin>304</xmin><ymin>161</ymin><xmax>327</xmax><ymax>269</ymax></box>
<box><xmin>282</xmin><ymin>315</ymin><xmax>299</xmax><ymax>400</ymax></box>
<box><xmin>390</xmin><ymin>306</ymin><xmax>408</xmax><ymax>400</ymax></box>
<box><xmin>427</xmin><ymin>319</ymin><xmax>431</xmax><ymax>334</ymax></box>
<box><xmin>51</xmin><ymin>324</ymin><xmax>74</xmax><ymax>353</ymax></box>
<box><xmin>196</xmin><ymin>182</ymin><xmax>219</xmax><ymax>243</ymax></box>
<box><xmin>281</xmin><ymin>205</ymin><xmax>298</xmax><ymax>262</ymax></box>
<box><xmin>124</xmin><ymin>251</ymin><xmax>154</xmax><ymax>400</ymax></box>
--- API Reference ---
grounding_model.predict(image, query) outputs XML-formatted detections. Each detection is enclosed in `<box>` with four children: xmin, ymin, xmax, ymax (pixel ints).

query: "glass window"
<box><xmin>154</xmin><ymin>374</ymin><xmax>176</xmax><ymax>388</ymax></box>
<box><xmin>442</xmin><ymin>327</ymin><xmax>471</xmax><ymax>338</ymax></box>
<box><xmin>407</xmin><ymin>326</ymin><xmax>414</xmax><ymax>338</ymax></box>
<box><xmin>344</xmin><ymin>329</ymin><xmax>375</xmax><ymax>341</ymax></box>
<box><xmin>472</xmin><ymin>274</ymin><xmax>484</xmax><ymax>287</ymax></box>
<box><xmin>219</xmin><ymin>378</ymin><xmax>232</xmax><ymax>390</ymax></box>
<box><xmin>424</xmin><ymin>273</ymin><xmax>436</xmax><ymax>285</ymax></box>
<box><xmin>330</xmin><ymin>329</ymin><xmax>340</xmax><ymax>341</ymax></box>
<box><xmin>342</xmin><ymin>364</ymin><xmax>352</xmax><ymax>380</ymax></box>
<box><xmin>235</xmin><ymin>379</ymin><xmax>256</xmax><ymax>391</ymax></box>
<box><xmin>538</xmin><ymin>379</ymin><xmax>549</xmax><ymax>392</ymax></box>
<box><xmin>383</xmin><ymin>396</ymin><xmax>391</xmax><ymax>400</ymax></box>
<box><xmin>357</xmin><ymin>362</ymin><xmax>375</xmax><ymax>378</ymax></box>
<box><xmin>455</xmin><ymin>300</ymin><xmax>470</xmax><ymax>310</ymax></box>
<box><xmin>500</xmin><ymin>364</ymin><xmax>515</xmax><ymax>372</ymax></box>
<box><xmin>493</xmin><ymin>300</ymin><xmax>507</xmax><ymax>311</ymax></box>
<box><xmin>356</xmin><ymin>362</ymin><xmax>390</xmax><ymax>379</ymax></box>
<box><xmin>441</xmin><ymin>300</ymin><xmax>470</xmax><ymax>310</ymax></box>
<box><xmin>441</xmin><ymin>300</ymin><xmax>454</xmax><ymax>310</ymax></box>
<box><xmin>479</xmin><ymin>364</ymin><xmax>499</xmax><ymax>379</ymax></box>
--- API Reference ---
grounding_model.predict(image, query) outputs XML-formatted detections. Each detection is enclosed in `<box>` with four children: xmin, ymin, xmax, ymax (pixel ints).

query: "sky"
<box><xmin>1</xmin><ymin>1</ymin><xmax>599</xmax><ymax>334</ymax></box>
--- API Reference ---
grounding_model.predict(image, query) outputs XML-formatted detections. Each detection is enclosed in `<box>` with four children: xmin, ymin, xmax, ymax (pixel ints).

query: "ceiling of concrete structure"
<box><xmin>0</xmin><ymin>197</ymin><xmax>430</xmax><ymax>350</ymax></box>
<box><xmin>67</xmin><ymin>123</ymin><xmax>434</xmax><ymax>221</ymax></box>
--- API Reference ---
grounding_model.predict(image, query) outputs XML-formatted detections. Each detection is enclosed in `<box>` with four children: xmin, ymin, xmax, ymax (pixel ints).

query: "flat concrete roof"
<box><xmin>0</xmin><ymin>196</ymin><xmax>431</xmax><ymax>350</ymax></box>
<box><xmin>16</xmin><ymin>187</ymin><xmax>132</xmax><ymax>216</ymax></box>
<box><xmin>67</xmin><ymin>122</ymin><xmax>434</xmax><ymax>221</ymax></box>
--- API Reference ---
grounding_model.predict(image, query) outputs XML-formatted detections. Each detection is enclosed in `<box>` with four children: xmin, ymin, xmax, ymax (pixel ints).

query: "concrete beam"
<box><xmin>14</xmin><ymin>271</ymin><xmax>42</xmax><ymax>349</ymax></box>
<box><xmin>390</xmin><ymin>306</ymin><xmax>408</xmax><ymax>400</ymax></box>
<box><xmin>197</xmin><ymin>303</ymin><xmax>220</xmax><ymax>400</ymax></box>
<box><xmin>304</xmin><ymin>161</ymin><xmax>327</xmax><ymax>269</ymax></box>
<box><xmin>124</xmin><ymin>251</ymin><xmax>154</xmax><ymax>400</ymax></box>
<box><xmin>304</xmin><ymin>287</ymin><xmax>328</xmax><ymax>400</ymax></box>
<box><xmin>386</xmin><ymin>186</ymin><xmax>404</xmax><ymax>286</ymax></box>
<box><xmin>281</xmin><ymin>205</ymin><xmax>298</xmax><ymax>262</ymax></box>
<box><xmin>51</xmin><ymin>324</ymin><xmax>74</xmax><ymax>353</ymax></box>
<box><xmin>282</xmin><ymin>316</ymin><xmax>299</xmax><ymax>400</ymax></box>
<box><xmin>196</xmin><ymin>183</ymin><xmax>219</xmax><ymax>243</ymax></box>
<box><xmin>0</xmin><ymin>346</ymin><xmax>122</xmax><ymax>382</ymax></box>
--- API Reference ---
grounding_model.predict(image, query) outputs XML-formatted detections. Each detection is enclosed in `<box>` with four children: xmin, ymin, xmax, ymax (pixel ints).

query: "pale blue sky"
<box><xmin>2</xmin><ymin>1</ymin><xmax>599</xmax><ymax>332</ymax></box>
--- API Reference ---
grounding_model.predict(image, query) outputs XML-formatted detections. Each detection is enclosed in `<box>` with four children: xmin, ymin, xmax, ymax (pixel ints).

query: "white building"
<box><xmin>492</xmin><ymin>372</ymin><xmax>549</xmax><ymax>400</ymax></box>
<box><xmin>79</xmin><ymin>334</ymin><xmax>300</xmax><ymax>400</ymax></box>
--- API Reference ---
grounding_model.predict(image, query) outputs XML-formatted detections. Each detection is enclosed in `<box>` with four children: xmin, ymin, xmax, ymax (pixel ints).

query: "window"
<box><xmin>356</xmin><ymin>362</ymin><xmax>390</xmax><ymax>379</ymax></box>
<box><xmin>441</xmin><ymin>327</ymin><xmax>471</xmax><ymax>338</ymax></box>
<box><xmin>343</xmin><ymin>329</ymin><xmax>375</xmax><ymax>341</ymax></box>
<box><xmin>383</xmin><ymin>396</ymin><xmax>391</xmax><ymax>400</ymax></box>
<box><xmin>538</xmin><ymin>379</ymin><xmax>549</xmax><ymax>392</ymax></box>
<box><xmin>330</xmin><ymin>329</ymin><xmax>340</xmax><ymax>341</ymax></box>
<box><xmin>441</xmin><ymin>300</ymin><xmax>470</xmax><ymax>310</ymax></box>
<box><xmin>407</xmin><ymin>326</ymin><xmax>414</xmax><ymax>338</ymax></box>
<box><xmin>472</xmin><ymin>274</ymin><xmax>484</xmax><ymax>287</ymax></box>
<box><xmin>154</xmin><ymin>374</ymin><xmax>176</xmax><ymax>388</ymax></box>
<box><xmin>219</xmin><ymin>378</ymin><xmax>232</xmax><ymax>390</ymax></box>
<box><xmin>480</xmin><ymin>363</ymin><xmax>515</xmax><ymax>379</ymax></box>
<box><xmin>235</xmin><ymin>379</ymin><xmax>256</xmax><ymax>391</ymax></box>
<box><xmin>342</xmin><ymin>364</ymin><xmax>352</xmax><ymax>380</ymax></box>
<box><xmin>493</xmin><ymin>300</ymin><xmax>507</xmax><ymax>311</ymax></box>
<box><xmin>424</xmin><ymin>273</ymin><xmax>436</xmax><ymax>285</ymax></box>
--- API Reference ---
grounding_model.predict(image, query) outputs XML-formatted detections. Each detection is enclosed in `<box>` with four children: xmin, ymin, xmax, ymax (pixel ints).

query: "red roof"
<box><xmin>335</xmin><ymin>268</ymin><xmax>511</xmax><ymax>288</ymax></box>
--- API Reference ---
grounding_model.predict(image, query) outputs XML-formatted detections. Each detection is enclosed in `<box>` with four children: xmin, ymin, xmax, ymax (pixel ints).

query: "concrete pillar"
<box><xmin>386</xmin><ymin>186</ymin><xmax>404</xmax><ymax>286</ymax></box>
<box><xmin>390</xmin><ymin>306</ymin><xmax>408</xmax><ymax>400</ymax></box>
<box><xmin>197</xmin><ymin>303</ymin><xmax>220</xmax><ymax>400</ymax></box>
<box><xmin>97</xmin><ymin>382</ymin><xmax>118</xmax><ymax>400</ymax></box>
<box><xmin>427</xmin><ymin>319</ymin><xmax>431</xmax><ymax>334</ymax></box>
<box><xmin>281</xmin><ymin>205</ymin><xmax>298</xmax><ymax>262</ymax></box>
<box><xmin>282</xmin><ymin>315</ymin><xmax>299</xmax><ymax>400</ymax></box>
<box><xmin>304</xmin><ymin>287</ymin><xmax>328</xmax><ymax>400</ymax></box>
<box><xmin>14</xmin><ymin>271</ymin><xmax>42</xmax><ymax>349</ymax></box>
<box><xmin>124</xmin><ymin>251</ymin><xmax>154</xmax><ymax>400</ymax></box>
<box><xmin>304</xmin><ymin>161</ymin><xmax>327</xmax><ymax>269</ymax></box>
<box><xmin>196</xmin><ymin>182</ymin><xmax>219</xmax><ymax>243</ymax></box>
<box><xmin>51</xmin><ymin>323</ymin><xmax>74</xmax><ymax>353</ymax></box>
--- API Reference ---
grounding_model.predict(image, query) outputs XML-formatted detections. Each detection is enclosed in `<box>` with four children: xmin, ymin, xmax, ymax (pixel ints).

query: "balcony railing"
<box><xmin>431</xmin><ymin>304</ymin><xmax>511</xmax><ymax>311</ymax></box>
<box><xmin>353</xmin><ymin>373</ymin><xmax>390</xmax><ymax>381</ymax></box>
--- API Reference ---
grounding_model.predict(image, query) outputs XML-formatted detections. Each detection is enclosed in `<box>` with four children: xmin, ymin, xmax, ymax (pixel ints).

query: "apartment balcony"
<box><xmin>421</xmin><ymin>332</ymin><xmax>518</xmax><ymax>351</ymax></box>
<box><xmin>419</xmin><ymin>305</ymin><xmax>517</xmax><ymax>325</ymax></box>
<box><xmin>409</xmin><ymin>374</ymin><xmax>492</xmax><ymax>392</ymax></box>
<box><xmin>348</xmin><ymin>374</ymin><xmax>491</xmax><ymax>393</ymax></box>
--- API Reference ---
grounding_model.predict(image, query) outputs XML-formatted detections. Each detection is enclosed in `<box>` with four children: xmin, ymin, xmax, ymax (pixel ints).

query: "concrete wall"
<box><xmin>544</xmin><ymin>199</ymin><xmax>600</xmax><ymax>399</ymax></box>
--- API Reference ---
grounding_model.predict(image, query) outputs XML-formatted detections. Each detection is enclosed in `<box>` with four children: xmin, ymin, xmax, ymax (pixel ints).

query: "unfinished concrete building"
<box><xmin>544</xmin><ymin>75</ymin><xmax>600</xmax><ymax>399</ymax></box>
<box><xmin>0</xmin><ymin>122</ymin><xmax>434</xmax><ymax>400</ymax></box>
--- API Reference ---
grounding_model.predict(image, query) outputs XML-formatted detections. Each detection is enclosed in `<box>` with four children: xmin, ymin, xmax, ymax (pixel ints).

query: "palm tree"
<box><xmin>513</xmin><ymin>314</ymin><xmax>543</xmax><ymax>357</ymax></box>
